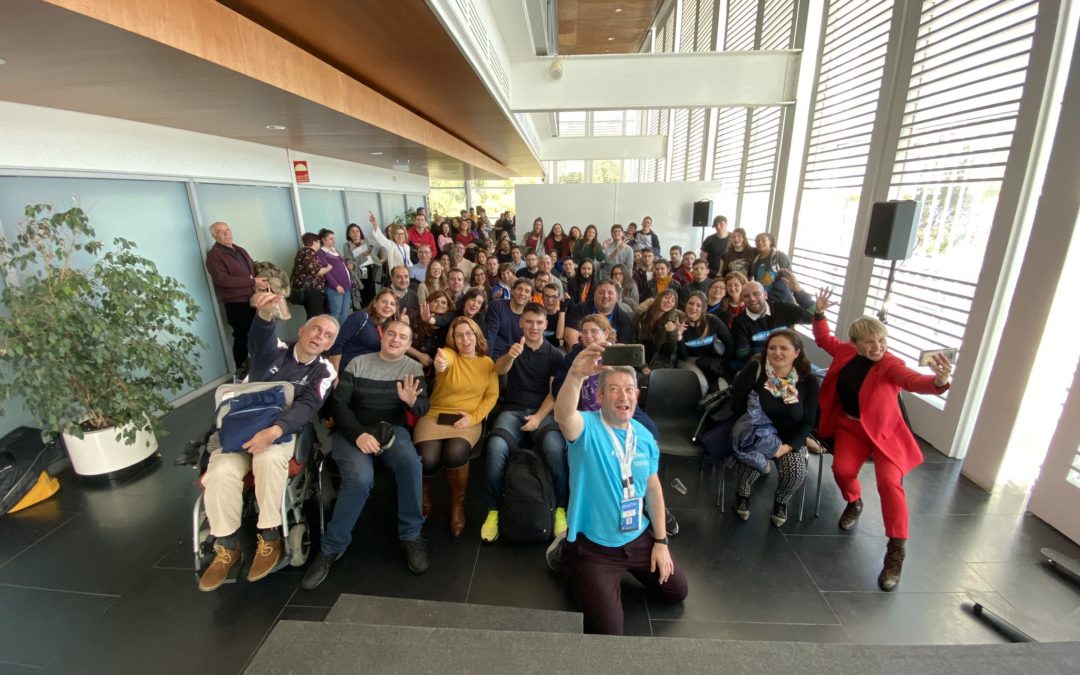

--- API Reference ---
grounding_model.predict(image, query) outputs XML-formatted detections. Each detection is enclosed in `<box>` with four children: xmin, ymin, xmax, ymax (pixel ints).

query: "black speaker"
<box><xmin>865</xmin><ymin>200</ymin><xmax>921</xmax><ymax>260</ymax></box>
<box><xmin>692</xmin><ymin>200</ymin><xmax>713</xmax><ymax>228</ymax></box>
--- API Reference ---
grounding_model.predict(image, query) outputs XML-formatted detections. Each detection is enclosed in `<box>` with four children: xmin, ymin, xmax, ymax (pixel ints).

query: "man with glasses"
<box><xmin>540</xmin><ymin>283</ymin><xmax>565</xmax><ymax>348</ymax></box>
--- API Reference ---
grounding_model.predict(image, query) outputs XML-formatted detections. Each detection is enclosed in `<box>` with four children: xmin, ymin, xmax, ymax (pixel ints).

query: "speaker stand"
<box><xmin>877</xmin><ymin>260</ymin><xmax>899</xmax><ymax>323</ymax></box>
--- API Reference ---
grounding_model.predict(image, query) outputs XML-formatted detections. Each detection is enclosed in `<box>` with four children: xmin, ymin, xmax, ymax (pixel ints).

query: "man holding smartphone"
<box><xmin>549</xmin><ymin>342</ymin><xmax>688</xmax><ymax>635</ymax></box>
<box><xmin>302</xmin><ymin>319</ymin><xmax>431</xmax><ymax>590</ymax></box>
<box><xmin>481</xmin><ymin>303</ymin><xmax>568</xmax><ymax>543</ymax></box>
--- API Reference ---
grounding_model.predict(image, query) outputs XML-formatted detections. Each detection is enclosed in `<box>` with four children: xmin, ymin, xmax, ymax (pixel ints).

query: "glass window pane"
<box><xmin>380</xmin><ymin>193</ymin><xmax>407</xmax><ymax>224</ymax></box>
<box><xmin>298</xmin><ymin>188</ymin><xmax>347</xmax><ymax>233</ymax></box>
<box><xmin>195</xmin><ymin>183</ymin><xmax>304</xmax><ymax>336</ymax></box>
<box><xmin>344</xmin><ymin>190</ymin><xmax>381</xmax><ymax>238</ymax></box>
<box><xmin>0</xmin><ymin>176</ymin><xmax>229</xmax><ymax>405</ymax></box>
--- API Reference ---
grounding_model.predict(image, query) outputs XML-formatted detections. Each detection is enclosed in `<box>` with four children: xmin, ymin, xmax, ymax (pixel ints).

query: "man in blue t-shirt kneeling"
<box><xmin>548</xmin><ymin>343</ymin><xmax>689</xmax><ymax>635</ymax></box>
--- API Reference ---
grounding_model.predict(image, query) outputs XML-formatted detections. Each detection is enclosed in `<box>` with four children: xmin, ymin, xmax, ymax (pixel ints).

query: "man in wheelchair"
<box><xmin>199</xmin><ymin>292</ymin><xmax>338</xmax><ymax>592</ymax></box>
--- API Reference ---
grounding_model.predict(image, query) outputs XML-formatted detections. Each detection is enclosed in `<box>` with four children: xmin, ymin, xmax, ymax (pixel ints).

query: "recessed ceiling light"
<box><xmin>607</xmin><ymin>37</ymin><xmax>615</xmax><ymax>41</ymax></box>
<box><xmin>370</xmin><ymin>151</ymin><xmax>384</xmax><ymax>156</ymax></box>
<box><xmin>0</xmin><ymin>58</ymin><xmax>7</xmax><ymax>66</ymax></box>
<box><xmin>265</xmin><ymin>124</ymin><xmax>286</xmax><ymax>130</ymax></box>
<box><xmin>615</xmin><ymin>8</ymin><xmax>623</xmax><ymax>13</ymax></box>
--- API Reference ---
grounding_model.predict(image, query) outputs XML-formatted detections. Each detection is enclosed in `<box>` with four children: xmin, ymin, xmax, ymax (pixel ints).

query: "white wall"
<box><xmin>0</xmin><ymin>101</ymin><xmax>429</xmax><ymax>194</ymax></box>
<box><xmin>515</xmin><ymin>182</ymin><xmax>736</xmax><ymax>253</ymax></box>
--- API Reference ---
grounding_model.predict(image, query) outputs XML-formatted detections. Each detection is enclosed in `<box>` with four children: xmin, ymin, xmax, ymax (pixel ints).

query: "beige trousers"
<box><xmin>203</xmin><ymin>437</ymin><xmax>294</xmax><ymax>535</ymax></box>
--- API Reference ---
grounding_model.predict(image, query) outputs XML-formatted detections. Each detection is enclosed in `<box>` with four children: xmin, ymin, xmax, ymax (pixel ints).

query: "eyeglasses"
<box><xmin>453</xmin><ymin>330</ymin><xmax>475</xmax><ymax>340</ymax></box>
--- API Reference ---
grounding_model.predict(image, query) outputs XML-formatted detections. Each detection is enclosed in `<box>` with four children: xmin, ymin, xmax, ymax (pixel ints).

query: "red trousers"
<box><xmin>832</xmin><ymin>415</ymin><xmax>909</xmax><ymax>539</ymax></box>
<box><xmin>569</xmin><ymin>530</ymin><xmax>689</xmax><ymax>635</ymax></box>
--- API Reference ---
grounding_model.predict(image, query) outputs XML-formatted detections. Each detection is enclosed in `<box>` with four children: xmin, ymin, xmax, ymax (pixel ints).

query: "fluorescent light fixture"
<box><xmin>265</xmin><ymin>124</ymin><xmax>287</xmax><ymax>130</ymax></box>
<box><xmin>370</xmin><ymin>151</ymin><xmax>385</xmax><ymax>155</ymax></box>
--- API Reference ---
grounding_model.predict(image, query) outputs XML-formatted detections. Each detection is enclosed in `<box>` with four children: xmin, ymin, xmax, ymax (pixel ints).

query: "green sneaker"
<box><xmin>481</xmin><ymin>510</ymin><xmax>499</xmax><ymax>543</ymax></box>
<box><xmin>553</xmin><ymin>507</ymin><xmax>568</xmax><ymax>537</ymax></box>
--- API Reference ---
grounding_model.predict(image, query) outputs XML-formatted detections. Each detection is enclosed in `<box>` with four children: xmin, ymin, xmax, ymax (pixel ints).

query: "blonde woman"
<box><xmin>413</xmin><ymin>317</ymin><xmax>499</xmax><ymax>537</ymax></box>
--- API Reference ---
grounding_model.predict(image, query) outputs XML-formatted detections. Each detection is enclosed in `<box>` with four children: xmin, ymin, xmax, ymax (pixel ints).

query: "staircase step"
<box><xmin>247</xmin><ymin>620</ymin><xmax>1080</xmax><ymax>674</ymax></box>
<box><xmin>325</xmin><ymin>594</ymin><xmax>582</xmax><ymax>634</ymax></box>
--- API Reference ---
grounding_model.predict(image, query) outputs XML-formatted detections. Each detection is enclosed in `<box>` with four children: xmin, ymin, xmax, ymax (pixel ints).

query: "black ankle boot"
<box><xmin>878</xmin><ymin>537</ymin><xmax>907</xmax><ymax>591</ymax></box>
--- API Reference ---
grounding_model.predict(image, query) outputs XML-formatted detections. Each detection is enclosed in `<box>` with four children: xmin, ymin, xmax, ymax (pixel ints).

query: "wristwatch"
<box><xmin>654</xmin><ymin>536</ymin><xmax>669</xmax><ymax>546</ymax></box>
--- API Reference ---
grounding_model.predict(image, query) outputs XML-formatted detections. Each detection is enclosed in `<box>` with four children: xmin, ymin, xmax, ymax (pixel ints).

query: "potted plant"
<box><xmin>0</xmin><ymin>204</ymin><xmax>204</xmax><ymax>476</ymax></box>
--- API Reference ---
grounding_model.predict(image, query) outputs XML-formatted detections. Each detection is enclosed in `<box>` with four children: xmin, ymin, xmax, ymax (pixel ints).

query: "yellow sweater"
<box><xmin>426</xmin><ymin>349</ymin><xmax>499</xmax><ymax>425</ymax></box>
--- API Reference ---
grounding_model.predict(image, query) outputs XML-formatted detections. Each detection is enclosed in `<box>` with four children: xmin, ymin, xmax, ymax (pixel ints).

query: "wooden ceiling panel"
<box><xmin>0</xmin><ymin>0</ymin><xmax>517</xmax><ymax>179</ymax></box>
<box><xmin>218</xmin><ymin>0</ymin><xmax>540</xmax><ymax>176</ymax></box>
<box><xmin>559</xmin><ymin>0</ymin><xmax>663</xmax><ymax>55</ymax></box>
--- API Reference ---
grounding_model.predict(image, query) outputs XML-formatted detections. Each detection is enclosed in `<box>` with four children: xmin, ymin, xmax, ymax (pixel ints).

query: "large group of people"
<box><xmin>201</xmin><ymin>209</ymin><xmax>953</xmax><ymax>634</ymax></box>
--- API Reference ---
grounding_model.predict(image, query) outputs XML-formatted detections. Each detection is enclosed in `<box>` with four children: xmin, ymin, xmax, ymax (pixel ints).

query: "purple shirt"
<box><xmin>317</xmin><ymin>248</ymin><xmax>351</xmax><ymax>291</ymax></box>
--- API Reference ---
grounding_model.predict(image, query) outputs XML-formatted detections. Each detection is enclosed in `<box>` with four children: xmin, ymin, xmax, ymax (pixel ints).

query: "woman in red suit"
<box><xmin>812</xmin><ymin>289</ymin><xmax>953</xmax><ymax>591</ymax></box>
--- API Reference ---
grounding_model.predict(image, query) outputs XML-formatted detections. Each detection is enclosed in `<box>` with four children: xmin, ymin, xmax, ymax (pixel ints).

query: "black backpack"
<box><xmin>500</xmin><ymin>444</ymin><xmax>556</xmax><ymax>544</ymax></box>
<box><xmin>1</xmin><ymin>427</ymin><xmax>66</xmax><ymax>516</ymax></box>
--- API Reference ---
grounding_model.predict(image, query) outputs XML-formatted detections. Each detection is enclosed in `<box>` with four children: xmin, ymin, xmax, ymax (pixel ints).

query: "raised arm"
<box><xmin>555</xmin><ymin>343</ymin><xmax>605</xmax><ymax>442</ymax></box>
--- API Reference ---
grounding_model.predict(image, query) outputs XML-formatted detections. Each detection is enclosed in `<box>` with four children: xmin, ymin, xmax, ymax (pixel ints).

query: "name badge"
<box><xmin>620</xmin><ymin>498</ymin><xmax>642</xmax><ymax>532</ymax></box>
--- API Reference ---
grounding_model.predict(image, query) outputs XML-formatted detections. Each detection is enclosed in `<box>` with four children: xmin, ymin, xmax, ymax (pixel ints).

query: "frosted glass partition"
<box><xmin>298</xmin><ymin>188</ymin><xmax>348</xmax><ymax>234</ymax></box>
<box><xmin>406</xmin><ymin>193</ymin><xmax>427</xmax><ymax>213</ymax></box>
<box><xmin>345</xmin><ymin>190</ymin><xmax>382</xmax><ymax>238</ymax></box>
<box><xmin>380</xmin><ymin>193</ymin><xmax>407</xmax><ymax>223</ymax></box>
<box><xmin>194</xmin><ymin>183</ymin><xmax>304</xmax><ymax>336</ymax></box>
<box><xmin>0</xmin><ymin>177</ymin><xmax>230</xmax><ymax>430</ymax></box>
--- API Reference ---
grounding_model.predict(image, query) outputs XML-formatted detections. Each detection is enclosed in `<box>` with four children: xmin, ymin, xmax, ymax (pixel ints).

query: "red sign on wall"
<box><xmin>293</xmin><ymin>161</ymin><xmax>310</xmax><ymax>183</ymax></box>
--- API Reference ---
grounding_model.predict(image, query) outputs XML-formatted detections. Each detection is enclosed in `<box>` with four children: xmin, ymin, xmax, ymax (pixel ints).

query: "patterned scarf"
<box><xmin>763</xmin><ymin>362</ymin><xmax>800</xmax><ymax>404</ymax></box>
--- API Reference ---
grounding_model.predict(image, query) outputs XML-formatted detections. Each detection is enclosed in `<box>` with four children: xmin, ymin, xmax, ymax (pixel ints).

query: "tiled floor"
<box><xmin>1</xmin><ymin>393</ymin><xmax>1079</xmax><ymax>674</ymax></box>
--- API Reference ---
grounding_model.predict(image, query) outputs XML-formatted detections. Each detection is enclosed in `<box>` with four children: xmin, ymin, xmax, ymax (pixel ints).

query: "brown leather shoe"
<box><xmin>422</xmin><ymin>475</ymin><xmax>433</xmax><ymax>518</ymax></box>
<box><xmin>878</xmin><ymin>537</ymin><xmax>907</xmax><ymax>591</ymax></box>
<box><xmin>839</xmin><ymin>498</ymin><xmax>863</xmax><ymax>530</ymax></box>
<box><xmin>246</xmin><ymin>534</ymin><xmax>284</xmax><ymax>582</ymax></box>
<box><xmin>199</xmin><ymin>543</ymin><xmax>241</xmax><ymax>592</ymax></box>
<box><xmin>446</xmin><ymin>464</ymin><xmax>469</xmax><ymax>537</ymax></box>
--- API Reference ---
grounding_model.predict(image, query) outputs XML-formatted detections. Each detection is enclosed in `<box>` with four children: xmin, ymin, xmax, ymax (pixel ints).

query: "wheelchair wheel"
<box><xmin>288</xmin><ymin>521</ymin><xmax>310</xmax><ymax>567</ymax></box>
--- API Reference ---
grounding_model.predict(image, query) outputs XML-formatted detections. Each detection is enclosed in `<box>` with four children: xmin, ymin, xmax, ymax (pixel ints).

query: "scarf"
<box><xmin>764</xmin><ymin>362</ymin><xmax>800</xmax><ymax>404</ymax></box>
<box><xmin>656</xmin><ymin>275</ymin><xmax>672</xmax><ymax>295</ymax></box>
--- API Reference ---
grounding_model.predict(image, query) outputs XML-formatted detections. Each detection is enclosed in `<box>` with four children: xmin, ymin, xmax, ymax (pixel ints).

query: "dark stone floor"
<box><xmin>1</xmin><ymin>392</ymin><xmax>1078</xmax><ymax>674</ymax></box>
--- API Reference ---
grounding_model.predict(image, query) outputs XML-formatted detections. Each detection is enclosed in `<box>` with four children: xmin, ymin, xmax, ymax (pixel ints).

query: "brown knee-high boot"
<box><xmin>445</xmin><ymin>464</ymin><xmax>469</xmax><ymax>537</ymax></box>
<box><xmin>422</xmin><ymin>475</ymin><xmax>434</xmax><ymax>518</ymax></box>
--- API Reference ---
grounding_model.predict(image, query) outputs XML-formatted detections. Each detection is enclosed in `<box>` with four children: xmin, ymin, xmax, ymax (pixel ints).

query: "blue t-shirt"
<box><xmin>566</xmin><ymin>411</ymin><xmax>660</xmax><ymax>547</ymax></box>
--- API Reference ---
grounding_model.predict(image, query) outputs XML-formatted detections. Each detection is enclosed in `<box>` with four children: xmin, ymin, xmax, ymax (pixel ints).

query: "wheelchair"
<box><xmin>191</xmin><ymin>381</ymin><xmax>324</xmax><ymax>581</ymax></box>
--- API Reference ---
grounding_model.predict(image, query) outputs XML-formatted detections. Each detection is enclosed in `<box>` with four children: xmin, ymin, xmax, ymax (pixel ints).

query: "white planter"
<box><xmin>62</xmin><ymin>424</ymin><xmax>158</xmax><ymax>476</ymax></box>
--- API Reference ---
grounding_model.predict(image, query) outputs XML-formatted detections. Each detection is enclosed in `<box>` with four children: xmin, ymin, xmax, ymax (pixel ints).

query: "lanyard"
<box><xmin>580</xmin><ymin>281</ymin><xmax>591</xmax><ymax>303</ymax></box>
<box><xmin>376</xmin><ymin>323</ymin><xmax>383</xmax><ymax>339</ymax></box>
<box><xmin>395</xmin><ymin>242</ymin><xmax>411</xmax><ymax>268</ymax></box>
<box><xmin>601</xmin><ymin>417</ymin><xmax>637</xmax><ymax>500</ymax></box>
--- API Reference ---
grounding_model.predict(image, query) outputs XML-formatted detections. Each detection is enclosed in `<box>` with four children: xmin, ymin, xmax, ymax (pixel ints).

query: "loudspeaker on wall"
<box><xmin>865</xmin><ymin>200</ymin><xmax>921</xmax><ymax>260</ymax></box>
<box><xmin>693</xmin><ymin>200</ymin><xmax>713</xmax><ymax>228</ymax></box>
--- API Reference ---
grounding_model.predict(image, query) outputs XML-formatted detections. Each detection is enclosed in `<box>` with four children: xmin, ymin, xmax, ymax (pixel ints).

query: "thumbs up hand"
<box><xmin>508</xmin><ymin>336</ymin><xmax>526</xmax><ymax>359</ymax></box>
<box><xmin>434</xmin><ymin>348</ymin><xmax>450</xmax><ymax>373</ymax></box>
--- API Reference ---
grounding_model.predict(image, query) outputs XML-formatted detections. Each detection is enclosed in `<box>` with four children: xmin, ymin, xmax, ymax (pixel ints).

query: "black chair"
<box><xmin>643</xmin><ymin>369</ymin><xmax>704</xmax><ymax>457</ymax></box>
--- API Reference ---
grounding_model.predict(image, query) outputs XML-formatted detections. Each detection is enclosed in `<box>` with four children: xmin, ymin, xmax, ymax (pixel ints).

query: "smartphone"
<box><xmin>602</xmin><ymin>344</ymin><xmax>646</xmax><ymax>368</ymax></box>
<box><xmin>437</xmin><ymin>412</ymin><xmax>464</xmax><ymax>426</ymax></box>
<box><xmin>918</xmin><ymin>347</ymin><xmax>958</xmax><ymax>367</ymax></box>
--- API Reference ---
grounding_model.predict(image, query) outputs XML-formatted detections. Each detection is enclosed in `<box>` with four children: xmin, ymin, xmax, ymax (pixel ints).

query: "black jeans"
<box><xmin>298</xmin><ymin>288</ymin><xmax>326</xmax><ymax>321</ymax></box>
<box><xmin>223</xmin><ymin>301</ymin><xmax>256</xmax><ymax>369</ymax></box>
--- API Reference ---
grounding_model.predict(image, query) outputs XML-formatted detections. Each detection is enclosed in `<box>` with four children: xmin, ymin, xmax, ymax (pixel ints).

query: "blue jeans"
<box><xmin>484</xmin><ymin>409</ymin><xmax>568</xmax><ymax>510</ymax></box>
<box><xmin>326</xmin><ymin>287</ymin><xmax>351</xmax><ymax>327</ymax></box>
<box><xmin>321</xmin><ymin>425</ymin><xmax>423</xmax><ymax>556</ymax></box>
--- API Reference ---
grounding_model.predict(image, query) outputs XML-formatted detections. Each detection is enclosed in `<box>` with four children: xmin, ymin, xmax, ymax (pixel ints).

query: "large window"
<box><xmin>791</xmin><ymin>0</ymin><xmax>894</xmax><ymax>324</ymax></box>
<box><xmin>866</xmin><ymin>0</ymin><xmax>1040</xmax><ymax>370</ymax></box>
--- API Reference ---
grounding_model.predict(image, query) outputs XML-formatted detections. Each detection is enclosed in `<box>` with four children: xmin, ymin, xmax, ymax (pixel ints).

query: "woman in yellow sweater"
<box><xmin>413</xmin><ymin>316</ymin><xmax>499</xmax><ymax>537</ymax></box>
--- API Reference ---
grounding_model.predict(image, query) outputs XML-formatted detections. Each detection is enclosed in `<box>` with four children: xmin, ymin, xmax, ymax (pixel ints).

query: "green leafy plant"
<box><xmin>0</xmin><ymin>204</ymin><xmax>204</xmax><ymax>444</ymax></box>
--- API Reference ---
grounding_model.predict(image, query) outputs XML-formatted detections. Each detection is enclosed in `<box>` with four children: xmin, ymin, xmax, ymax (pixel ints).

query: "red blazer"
<box><xmin>813</xmin><ymin>317</ymin><xmax>948</xmax><ymax>475</ymax></box>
